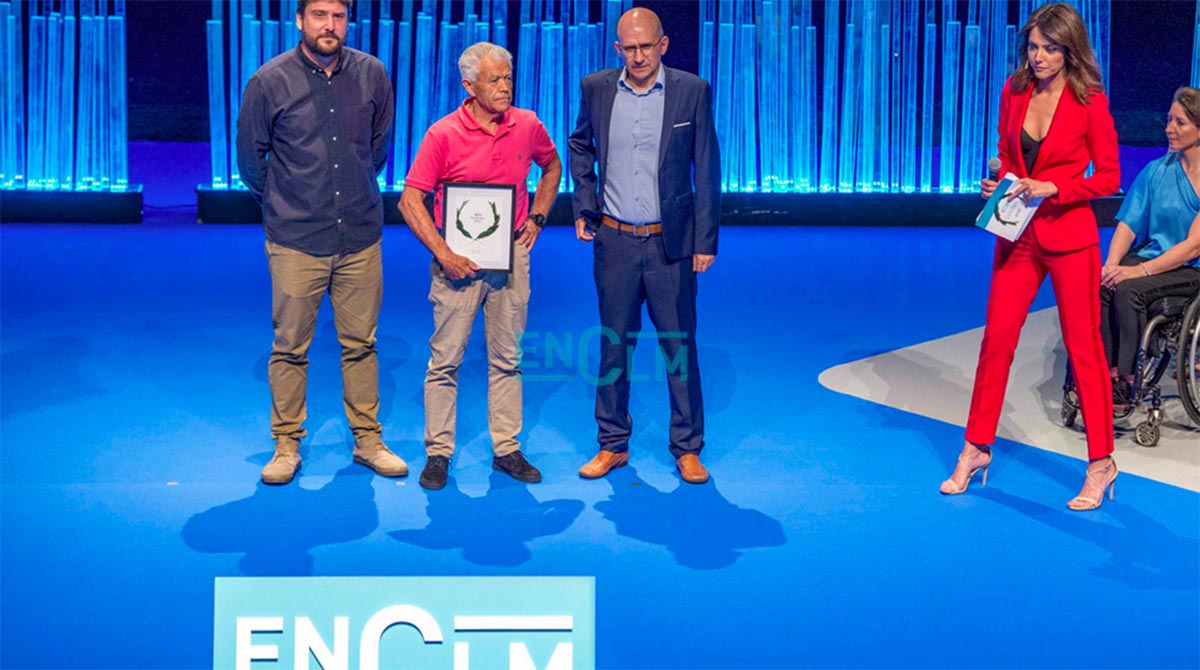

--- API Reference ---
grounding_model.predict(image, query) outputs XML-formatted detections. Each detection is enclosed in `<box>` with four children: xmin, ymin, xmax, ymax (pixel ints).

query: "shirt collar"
<box><xmin>295</xmin><ymin>43</ymin><xmax>347</xmax><ymax>77</ymax></box>
<box><xmin>616</xmin><ymin>65</ymin><xmax>666</xmax><ymax>95</ymax></box>
<box><xmin>456</xmin><ymin>98</ymin><xmax>516</xmax><ymax>134</ymax></box>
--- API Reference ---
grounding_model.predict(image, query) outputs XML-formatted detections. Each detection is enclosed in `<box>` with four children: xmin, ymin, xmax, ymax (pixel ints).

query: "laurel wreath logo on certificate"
<box><xmin>975</xmin><ymin>172</ymin><xmax>1042</xmax><ymax>242</ymax></box>
<box><xmin>442</xmin><ymin>182</ymin><xmax>516</xmax><ymax>272</ymax></box>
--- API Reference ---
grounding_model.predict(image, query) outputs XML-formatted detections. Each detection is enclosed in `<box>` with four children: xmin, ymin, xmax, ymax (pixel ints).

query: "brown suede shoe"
<box><xmin>578</xmin><ymin>450</ymin><xmax>629</xmax><ymax>479</ymax></box>
<box><xmin>352</xmin><ymin>442</ymin><xmax>409</xmax><ymax>477</ymax></box>
<box><xmin>676</xmin><ymin>454</ymin><xmax>709</xmax><ymax>484</ymax></box>
<box><xmin>262</xmin><ymin>437</ymin><xmax>301</xmax><ymax>485</ymax></box>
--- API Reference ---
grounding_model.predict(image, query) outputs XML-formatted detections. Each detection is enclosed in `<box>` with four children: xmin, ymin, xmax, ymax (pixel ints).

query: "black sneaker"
<box><xmin>492</xmin><ymin>450</ymin><xmax>542</xmax><ymax>483</ymax></box>
<box><xmin>420</xmin><ymin>455</ymin><xmax>450</xmax><ymax>490</ymax></box>
<box><xmin>1112</xmin><ymin>377</ymin><xmax>1132</xmax><ymax>414</ymax></box>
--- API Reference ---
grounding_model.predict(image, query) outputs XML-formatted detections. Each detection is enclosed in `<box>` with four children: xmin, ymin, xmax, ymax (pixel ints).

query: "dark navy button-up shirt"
<box><xmin>237</xmin><ymin>45</ymin><xmax>394</xmax><ymax>256</ymax></box>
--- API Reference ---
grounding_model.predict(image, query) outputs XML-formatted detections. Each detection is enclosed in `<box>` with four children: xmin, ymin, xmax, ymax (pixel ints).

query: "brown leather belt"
<box><xmin>601</xmin><ymin>214</ymin><xmax>662</xmax><ymax>237</ymax></box>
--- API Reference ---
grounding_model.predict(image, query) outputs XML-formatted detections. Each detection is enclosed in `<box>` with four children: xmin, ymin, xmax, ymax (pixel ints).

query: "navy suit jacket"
<box><xmin>568</xmin><ymin>66</ymin><xmax>722</xmax><ymax>261</ymax></box>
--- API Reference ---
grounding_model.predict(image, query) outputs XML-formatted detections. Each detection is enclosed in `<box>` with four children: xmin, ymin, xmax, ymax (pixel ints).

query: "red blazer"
<box><xmin>996</xmin><ymin>77</ymin><xmax>1120</xmax><ymax>252</ymax></box>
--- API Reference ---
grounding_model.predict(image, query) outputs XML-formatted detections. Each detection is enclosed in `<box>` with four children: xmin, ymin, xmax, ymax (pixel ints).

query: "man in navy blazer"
<box><xmin>567</xmin><ymin>8</ymin><xmax>721</xmax><ymax>484</ymax></box>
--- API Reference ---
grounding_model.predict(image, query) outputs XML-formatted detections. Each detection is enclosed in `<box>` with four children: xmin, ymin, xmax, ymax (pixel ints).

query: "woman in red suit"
<box><xmin>940</xmin><ymin>2</ymin><xmax>1120</xmax><ymax>510</ymax></box>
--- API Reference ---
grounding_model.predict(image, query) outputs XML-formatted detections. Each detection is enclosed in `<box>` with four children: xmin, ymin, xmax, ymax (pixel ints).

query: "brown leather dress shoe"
<box><xmin>578</xmin><ymin>450</ymin><xmax>629</xmax><ymax>479</ymax></box>
<box><xmin>676</xmin><ymin>454</ymin><xmax>709</xmax><ymax>484</ymax></box>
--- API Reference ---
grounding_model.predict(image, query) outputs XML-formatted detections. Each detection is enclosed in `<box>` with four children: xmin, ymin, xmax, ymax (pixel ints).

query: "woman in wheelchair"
<box><xmin>1099</xmin><ymin>87</ymin><xmax>1200</xmax><ymax>412</ymax></box>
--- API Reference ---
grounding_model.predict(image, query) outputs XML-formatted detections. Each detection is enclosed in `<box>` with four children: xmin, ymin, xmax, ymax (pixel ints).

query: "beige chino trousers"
<box><xmin>424</xmin><ymin>242</ymin><xmax>531</xmax><ymax>458</ymax></box>
<box><xmin>266</xmin><ymin>239</ymin><xmax>384</xmax><ymax>445</ymax></box>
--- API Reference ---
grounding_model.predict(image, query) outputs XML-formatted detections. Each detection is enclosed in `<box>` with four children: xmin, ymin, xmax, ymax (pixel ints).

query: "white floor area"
<box><xmin>819</xmin><ymin>307</ymin><xmax>1200</xmax><ymax>492</ymax></box>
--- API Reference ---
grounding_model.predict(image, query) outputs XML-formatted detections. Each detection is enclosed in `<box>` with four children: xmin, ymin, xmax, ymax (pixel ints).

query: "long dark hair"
<box><xmin>1010</xmin><ymin>2</ymin><xmax>1104</xmax><ymax>104</ymax></box>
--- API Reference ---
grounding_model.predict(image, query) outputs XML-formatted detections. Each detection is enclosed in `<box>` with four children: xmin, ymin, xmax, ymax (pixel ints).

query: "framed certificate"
<box><xmin>441</xmin><ymin>182</ymin><xmax>516</xmax><ymax>272</ymax></box>
<box><xmin>975</xmin><ymin>172</ymin><xmax>1041</xmax><ymax>242</ymax></box>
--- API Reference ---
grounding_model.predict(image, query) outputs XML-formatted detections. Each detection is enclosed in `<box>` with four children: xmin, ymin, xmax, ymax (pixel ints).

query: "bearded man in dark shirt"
<box><xmin>237</xmin><ymin>0</ymin><xmax>403</xmax><ymax>485</ymax></box>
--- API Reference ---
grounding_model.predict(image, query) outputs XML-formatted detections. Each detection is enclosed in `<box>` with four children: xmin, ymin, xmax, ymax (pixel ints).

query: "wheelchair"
<box><xmin>1060</xmin><ymin>287</ymin><xmax>1200</xmax><ymax>446</ymax></box>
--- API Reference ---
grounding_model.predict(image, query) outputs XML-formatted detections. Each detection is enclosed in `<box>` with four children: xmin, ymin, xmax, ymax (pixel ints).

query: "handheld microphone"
<box><xmin>987</xmin><ymin>157</ymin><xmax>1001</xmax><ymax>181</ymax></box>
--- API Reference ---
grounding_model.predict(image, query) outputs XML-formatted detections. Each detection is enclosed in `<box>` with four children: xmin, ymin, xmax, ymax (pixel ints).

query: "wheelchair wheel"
<box><xmin>1061</xmin><ymin>403</ymin><xmax>1078</xmax><ymax>428</ymax></box>
<box><xmin>1134</xmin><ymin>419</ymin><xmax>1161</xmax><ymax>447</ymax></box>
<box><xmin>1141</xmin><ymin>330</ymin><xmax>1173</xmax><ymax>389</ymax></box>
<box><xmin>1177</xmin><ymin>293</ymin><xmax>1200</xmax><ymax>427</ymax></box>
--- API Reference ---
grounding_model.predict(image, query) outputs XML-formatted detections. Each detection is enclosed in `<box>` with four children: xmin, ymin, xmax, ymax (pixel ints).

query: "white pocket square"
<box><xmin>672</xmin><ymin>121</ymin><xmax>691</xmax><ymax>128</ymax></box>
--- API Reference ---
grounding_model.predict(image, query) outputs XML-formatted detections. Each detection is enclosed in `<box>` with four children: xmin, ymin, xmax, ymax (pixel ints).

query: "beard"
<box><xmin>304</xmin><ymin>32</ymin><xmax>342</xmax><ymax>57</ymax></box>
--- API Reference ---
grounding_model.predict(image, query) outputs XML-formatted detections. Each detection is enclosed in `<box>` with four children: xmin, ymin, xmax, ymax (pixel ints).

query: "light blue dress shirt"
<box><xmin>603</xmin><ymin>66</ymin><xmax>665</xmax><ymax>224</ymax></box>
<box><xmin>1119</xmin><ymin>152</ymin><xmax>1200</xmax><ymax>268</ymax></box>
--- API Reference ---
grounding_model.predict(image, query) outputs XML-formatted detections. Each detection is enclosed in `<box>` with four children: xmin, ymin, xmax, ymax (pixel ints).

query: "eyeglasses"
<box><xmin>620</xmin><ymin>36</ymin><xmax>663</xmax><ymax>57</ymax></box>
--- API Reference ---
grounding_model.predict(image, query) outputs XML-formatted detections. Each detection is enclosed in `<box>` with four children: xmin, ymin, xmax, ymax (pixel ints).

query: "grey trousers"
<box><xmin>424</xmin><ymin>242</ymin><xmax>531</xmax><ymax>457</ymax></box>
<box><xmin>266</xmin><ymin>239</ymin><xmax>383</xmax><ymax>445</ymax></box>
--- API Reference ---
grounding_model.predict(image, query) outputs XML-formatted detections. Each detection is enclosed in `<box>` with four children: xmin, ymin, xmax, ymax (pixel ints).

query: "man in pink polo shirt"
<box><xmin>399</xmin><ymin>42</ymin><xmax>562</xmax><ymax>491</ymax></box>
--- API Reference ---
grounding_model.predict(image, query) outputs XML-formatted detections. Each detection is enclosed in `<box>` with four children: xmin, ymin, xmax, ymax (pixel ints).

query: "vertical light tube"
<box><xmin>758</xmin><ymin>1</ymin><xmax>775</xmax><ymax>191</ymax></box>
<box><xmin>28</xmin><ymin>12</ymin><xmax>45</xmax><ymax>189</ymax></box>
<box><xmin>566</xmin><ymin>23</ymin><xmax>581</xmax><ymax>191</ymax></box>
<box><xmin>837</xmin><ymin>23</ymin><xmax>858</xmax><ymax>193</ymax></box>
<box><xmin>492</xmin><ymin>0</ymin><xmax>507</xmax><ymax>46</ymax></box>
<box><xmin>986</xmin><ymin>1</ymin><xmax>1006</xmax><ymax>168</ymax></box>
<box><xmin>77</xmin><ymin>14</ymin><xmax>93</xmax><ymax>190</ymax></box>
<box><xmin>888</xmin><ymin>0</ymin><xmax>902</xmax><ymax>191</ymax></box>
<box><xmin>206</xmin><ymin>20</ymin><xmax>228</xmax><ymax>189</ymax></box>
<box><xmin>60</xmin><ymin>11</ymin><xmax>76</xmax><ymax>190</ymax></box>
<box><xmin>1194</xmin><ymin>0</ymin><xmax>1200</xmax><ymax>87</ymax></box>
<box><xmin>919</xmin><ymin>22</ymin><xmax>935</xmax><ymax>193</ymax></box>
<box><xmin>877</xmin><ymin>23</ymin><xmax>890</xmax><ymax>192</ymax></box>
<box><xmin>516</xmin><ymin>22</ymin><xmax>537</xmax><ymax>111</ymax></box>
<box><xmin>409</xmin><ymin>13</ymin><xmax>434</xmax><ymax>162</ymax></box>
<box><xmin>0</xmin><ymin>3</ymin><xmax>11</xmax><ymax>188</ymax></box>
<box><xmin>699</xmin><ymin>0</ymin><xmax>714</xmax><ymax>85</ymax></box>
<box><xmin>715</xmin><ymin>19</ymin><xmax>734</xmax><ymax>191</ymax></box>
<box><xmin>377</xmin><ymin>17</ymin><xmax>393</xmax><ymax>188</ymax></box>
<box><xmin>464</xmin><ymin>13</ymin><xmax>476</xmax><ymax>45</ymax></box>
<box><xmin>804</xmin><ymin>25</ymin><xmax>817</xmax><ymax>192</ymax></box>
<box><xmin>281</xmin><ymin>0</ymin><xmax>296</xmax><ymax>54</ymax></box>
<box><xmin>435</xmin><ymin>22</ymin><xmax>456</xmax><ymax>119</ymax></box>
<box><xmin>392</xmin><ymin>19</ymin><xmax>411</xmax><ymax>187</ymax></box>
<box><xmin>791</xmin><ymin>25</ymin><xmax>803</xmax><ymax>192</ymax></box>
<box><xmin>242</xmin><ymin>15</ymin><xmax>260</xmax><ymax>118</ymax></box>
<box><xmin>262</xmin><ymin>19</ymin><xmax>278</xmax><ymax>62</ymax></box>
<box><xmin>229</xmin><ymin>0</ymin><xmax>242</xmax><ymax>188</ymax></box>
<box><xmin>108</xmin><ymin>13</ymin><xmax>127</xmax><ymax>191</ymax></box>
<box><xmin>360</xmin><ymin>0</ymin><xmax>372</xmax><ymax>54</ymax></box>
<box><xmin>859</xmin><ymin>7</ymin><xmax>876</xmax><ymax>192</ymax></box>
<box><xmin>901</xmin><ymin>0</ymin><xmax>917</xmax><ymax>192</ymax></box>
<box><xmin>46</xmin><ymin>12</ymin><xmax>61</xmax><ymax>189</ymax></box>
<box><xmin>959</xmin><ymin>25</ymin><xmax>980</xmax><ymax>193</ymax></box>
<box><xmin>604</xmin><ymin>0</ymin><xmax>621</xmax><ymax>69</ymax></box>
<box><xmin>95</xmin><ymin>8</ymin><xmax>109</xmax><ymax>190</ymax></box>
<box><xmin>108</xmin><ymin>11</ymin><xmax>127</xmax><ymax>190</ymax></box>
<box><xmin>939</xmin><ymin>21</ymin><xmax>960</xmax><ymax>193</ymax></box>
<box><xmin>819</xmin><ymin>0</ymin><xmax>840</xmax><ymax>192</ymax></box>
<box><xmin>737</xmin><ymin>22</ymin><xmax>756</xmax><ymax>191</ymax></box>
<box><xmin>12</xmin><ymin>0</ymin><xmax>26</xmax><ymax>188</ymax></box>
<box><xmin>545</xmin><ymin>22</ymin><xmax>565</xmax><ymax>191</ymax></box>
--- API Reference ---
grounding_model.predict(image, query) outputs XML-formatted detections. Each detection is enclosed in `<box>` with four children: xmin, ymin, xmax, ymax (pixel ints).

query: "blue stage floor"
<box><xmin>1</xmin><ymin>221</ymin><xmax>1197</xmax><ymax>670</ymax></box>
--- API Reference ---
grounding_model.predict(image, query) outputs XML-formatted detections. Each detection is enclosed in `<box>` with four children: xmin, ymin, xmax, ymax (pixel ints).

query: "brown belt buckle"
<box><xmin>631</xmin><ymin>223</ymin><xmax>651</xmax><ymax>237</ymax></box>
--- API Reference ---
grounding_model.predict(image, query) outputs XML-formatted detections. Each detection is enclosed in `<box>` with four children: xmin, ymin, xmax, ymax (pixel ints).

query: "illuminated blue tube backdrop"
<box><xmin>1</xmin><ymin>0</ymin><xmax>130</xmax><ymax>193</ymax></box>
<box><xmin>195</xmin><ymin>0</ymin><xmax>1121</xmax><ymax>196</ymax></box>
<box><xmin>204</xmin><ymin>0</ymin><xmax>629</xmax><ymax>195</ymax></box>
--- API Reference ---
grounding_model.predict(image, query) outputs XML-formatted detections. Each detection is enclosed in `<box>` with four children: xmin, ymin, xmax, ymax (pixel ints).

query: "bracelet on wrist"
<box><xmin>1141</xmin><ymin>263</ymin><xmax>1152</xmax><ymax>277</ymax></box>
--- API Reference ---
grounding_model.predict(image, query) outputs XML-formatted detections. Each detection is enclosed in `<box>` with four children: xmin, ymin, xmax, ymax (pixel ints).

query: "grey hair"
<box><xmin>458</xmin><ymin>42</ymin><xmax>512</xmax><ymax>82</ymax></box>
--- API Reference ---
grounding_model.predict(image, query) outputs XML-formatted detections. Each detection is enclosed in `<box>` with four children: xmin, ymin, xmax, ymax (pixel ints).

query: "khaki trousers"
<box><xmin>425</xmin><ymin>243</ymin><xmax>531</xmax><ymax>457</ymax></box>
<box><xmin>266</xmin><ymin>239</ymin><xmax>383</xmax><ymax>444</ymax></box>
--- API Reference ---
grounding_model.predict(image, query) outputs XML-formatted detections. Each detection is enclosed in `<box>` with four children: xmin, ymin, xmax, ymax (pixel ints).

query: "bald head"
<box><xmin>614</xmin><ymin>7</ymin><xmax>668</xmax><ymax>91</ymax></box>
<box><xmin>616</xmin><ymin>8</ymin><xmax>663</xmax><ymax>41</ymax></box>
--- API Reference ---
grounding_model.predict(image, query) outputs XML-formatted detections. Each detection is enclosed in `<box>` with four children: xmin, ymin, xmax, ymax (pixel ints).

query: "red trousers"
<box><xmin>965</xmin><ymin>233</ymin><xmax>1114</xmax><ymax>461</ymax></box>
